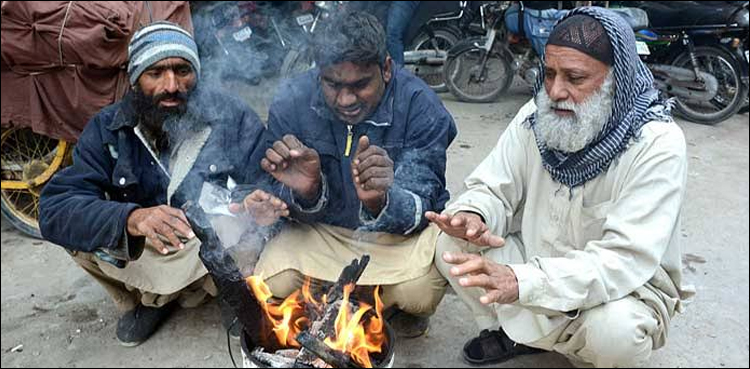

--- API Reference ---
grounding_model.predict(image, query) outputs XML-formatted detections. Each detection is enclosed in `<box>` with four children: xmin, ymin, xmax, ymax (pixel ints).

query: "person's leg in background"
<box><xmin>386</xmin><ymin>1</ymin><xmax>421</xmax><ymax>67</ymax></box>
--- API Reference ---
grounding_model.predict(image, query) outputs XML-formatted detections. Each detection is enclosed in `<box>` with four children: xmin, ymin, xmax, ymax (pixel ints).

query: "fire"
<box><xmin>324</xmin><ymin>284</ymin><xmax>385</xmax><ymax>368</ymax></box>
<box><xmin>245</xmin><ymin>276</ymin><xmax>386</xmax><ymax>368</ymax></box>
<box><xmin>246</xmin><ymin>276</ymin><xmax>308</xmax><ymax>347</ymax></box>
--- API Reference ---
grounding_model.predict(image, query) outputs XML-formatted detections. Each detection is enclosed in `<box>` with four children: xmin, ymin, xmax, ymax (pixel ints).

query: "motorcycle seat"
<box><xmin>639</xmin><ymin>1</ymin><xmax>743</xmax><ymax>28</ymax></box>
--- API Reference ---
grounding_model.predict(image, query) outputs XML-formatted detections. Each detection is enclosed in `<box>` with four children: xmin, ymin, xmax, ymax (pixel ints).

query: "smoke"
<box><xmin>182</xmin><ymin>3</ymin><xmax>399</xmax><ymax>276</ymax></box>
<box><xmin>191</xmin><ymin>2</ymin><xmax>299</xmax><ymax>91</ymax></box>
<box><xmin>212</xmin><ymin>214</ymin><xmax>270</xmax><ymax>277</ymax></box>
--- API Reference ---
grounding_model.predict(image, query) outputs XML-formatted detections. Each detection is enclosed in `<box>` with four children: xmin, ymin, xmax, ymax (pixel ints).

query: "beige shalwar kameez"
<box><xmin>435</xmin><ymin>100</ymin><xmax>695</xmax><ymax>367</ymax></box>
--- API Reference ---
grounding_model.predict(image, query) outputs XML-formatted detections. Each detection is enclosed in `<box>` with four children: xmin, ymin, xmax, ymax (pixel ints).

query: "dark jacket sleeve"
<box><xmin>250</xmin><ymin>92</ymin><xmax>331</xmax><ymax>224</ymax></box>
<box><xmin>231</xmin><ymin>99</ymin><xmax>267</xmax><ymax>186</ymax></box>
<box><xmin>360</xmin><ymin>90</ymin><xmax>457</xmax><ymax>235</ymax></box>
<box><xmin>39</xmin><ymin>114</ymin><xmax>141</xmax><ymax>253</ymax></box>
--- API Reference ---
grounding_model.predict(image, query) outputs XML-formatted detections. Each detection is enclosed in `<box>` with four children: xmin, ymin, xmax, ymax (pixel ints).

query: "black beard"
<box><xmin>129</xmin><ymin>87</ymin><xmax>192</xmax><ymax>132</ymax></box>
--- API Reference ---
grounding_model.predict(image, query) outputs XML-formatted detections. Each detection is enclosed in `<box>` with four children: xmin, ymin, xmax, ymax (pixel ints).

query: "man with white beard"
<box><xmin>427</xmin><ymin>8</ymin><xmax>694</xmax><ymax>368</ymax></box>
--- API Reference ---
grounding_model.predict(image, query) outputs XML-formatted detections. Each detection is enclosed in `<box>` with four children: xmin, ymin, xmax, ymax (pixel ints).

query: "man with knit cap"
<box><xmin>429</xmin><ymin>8</ymin><xmax>694</xmax><ymax>367</ymax></box>
<box><xmin>39</xmin><ymin>21</ymin><xmax>270</xmax><ymax>346</ymax></box>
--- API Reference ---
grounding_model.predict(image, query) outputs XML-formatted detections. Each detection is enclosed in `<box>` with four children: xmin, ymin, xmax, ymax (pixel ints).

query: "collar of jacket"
<box><xmin>309</xmin><ymin>65</ymin><xmax>396</xmax><ymax>128</ymax></box>
<box><xmin>106</xmin><ymin>86</ymin><xmax>219</xmax><ymax>131</ymax></box>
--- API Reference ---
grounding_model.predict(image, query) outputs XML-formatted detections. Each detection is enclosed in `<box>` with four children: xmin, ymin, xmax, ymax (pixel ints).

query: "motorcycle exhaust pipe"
<box><xmin>403</xmin><ymin>50</ymin><xmax>447</xmax><ymax>65</ymax></box>
<box><xmin>649</xmin><ymin>64</ymin><xmax>719</xmax><ymax>102</ymax></box>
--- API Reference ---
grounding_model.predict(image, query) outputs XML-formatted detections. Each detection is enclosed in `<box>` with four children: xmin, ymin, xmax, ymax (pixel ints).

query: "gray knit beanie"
<box><xmin>127</xmin><ymin>21</ymin><xmax>201</xmax><ymax>85</ymax></box>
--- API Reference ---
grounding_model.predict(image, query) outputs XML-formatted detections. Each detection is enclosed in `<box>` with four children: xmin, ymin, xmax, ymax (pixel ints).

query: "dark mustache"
<box><xmin>154</xmin><ymin>91</ymin><xmax>189</xmax><ymax>104</ymax></box>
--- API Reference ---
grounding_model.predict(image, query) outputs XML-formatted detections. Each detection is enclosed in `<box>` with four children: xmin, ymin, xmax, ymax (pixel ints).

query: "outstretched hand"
<box><xmin>261</xmin><ymin>134</ymin><xmax>322</xmax><ymax>200</ymax></box>
<box><xmin>229</xmin><ymin>189</ymin><xmax>289</xmax><ymax>226</ymax></box>
<box><xmin>441</xmin><ymin>251</ymin><xmax>519</xmax><ymax>305</ymax></box>
<box><xmin>426</xmin><ymin>211</ymin><xmax>505</xmax><ymax>247</ymax></box>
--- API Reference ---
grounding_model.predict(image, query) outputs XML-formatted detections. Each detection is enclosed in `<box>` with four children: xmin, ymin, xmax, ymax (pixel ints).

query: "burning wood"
<box><xmin>250</xmin><ymin>347</ymin><xmax>299</xmax><ymax>368</ymax></box>
<box><xmin>297</xmin><ymin>330</ymin><xmax>359</xmax><ymax>368</ymax></box>
<box><xmin>181</xmin><ymin>202</ymin><xmax>390</xmax><ymax>368</ymax></box>
<box><xmin>245</xmin><ymin>255</ymin><xmax>391</xmax><ymax>368</ymax></box>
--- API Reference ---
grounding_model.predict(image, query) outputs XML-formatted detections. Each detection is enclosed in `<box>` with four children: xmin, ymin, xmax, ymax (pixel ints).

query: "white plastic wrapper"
<box><xmin>199</xmin><ymin>178</ymin><xmax>236</xmax><ymax>217</ymax></box>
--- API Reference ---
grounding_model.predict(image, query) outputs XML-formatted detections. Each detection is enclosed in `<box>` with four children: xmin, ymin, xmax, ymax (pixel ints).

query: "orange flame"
<box><xmin>324</xmin><ymin>285</ymin><xmax>385</xmax><ymax>368</ymax></box>
<box><xmin>246</xmin><ymin>276</ymin><xmax>308</xmax><ymax>347</ymax></box>
<box><xmin>245</xmin><ymin>276</ymin><xmax>386</xmax><ymax>368</ymax></box>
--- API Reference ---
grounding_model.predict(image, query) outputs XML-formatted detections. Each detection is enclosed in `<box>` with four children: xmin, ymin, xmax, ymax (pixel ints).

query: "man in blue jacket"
<box><xmin>236</xmin><ymin>12</ymin><xmax>457</xmax><ymax>338</ymax></box>
<box><xmin>38</xmin><ymin>22</ymin><xmax>271</xmax><ymax>346</ymax></box>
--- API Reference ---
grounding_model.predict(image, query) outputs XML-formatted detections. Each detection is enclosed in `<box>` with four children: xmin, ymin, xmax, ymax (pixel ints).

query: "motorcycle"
<box><xmin>444</xmin><ymin>0</ymin><xmax>750</xmax><ymax>125</ymax></box>
<box><xmin>192</xmin><ymin>1</ymin><xmax>294</xmax><ymax>85</ymax></box>
<box><xmin>631</xmin><ymin>1</ymin><xmax>749</xmax><ymax>124</ymax></box>
<box><xmin>443</xmin><ymin>1</ymin><xmax>568</xmax><ymax>103</ymax></box>
<box><xmin>402</xmin><ymin>1</ymin><xmax>487</xmax><ymax>92</ymax></box>
<box><xmin>278</xmin><ymin>1</ymin><xmax>487</xmax><ymax>89</ymax></box>
<box><xmin>279</xmin><ymin>1</ymin><xmax>344</xmax><ymax>79</ymax></box>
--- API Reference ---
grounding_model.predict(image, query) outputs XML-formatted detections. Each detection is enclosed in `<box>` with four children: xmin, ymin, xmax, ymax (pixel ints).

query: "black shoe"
<box><xmin>116</xmin><ymin>303</ymin><xmax>174</xmax><ymax>347</ymax></box>
<box><xmin>219</xmin><ymin>298</ymin><xmax>241</xmax><ymax>340</ymax></box>
<box><xmin>385</xmin><ymin>308</ymin><xmax>430</xmax><ymax>339</ymax></box>
<box><xmin>462</xmin><ymin>328</ymin><xmax>545</xmax><ymax>365</ymax></box>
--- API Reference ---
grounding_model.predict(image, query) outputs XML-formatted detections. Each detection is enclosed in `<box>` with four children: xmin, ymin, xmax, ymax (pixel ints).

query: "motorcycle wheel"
<box><xmin>1</xmin><ymin>127</ymin><xmax>71</xmax><ymax>239</ymax></box>
<box><xmin>410</xmin><ymin>27</ymin><xmax>461</xmax><ymax>93</ymax></box>
<box><xmin>280</xmin><ymin>46</ymin><xmax>316</xmax><ymax>80</ymax></box>
<box><xmin>443</xmin><ymin>46</ymin><xmax>513</xmax><ymax>103</ymax></box>
<box><xmin>671</xmin><ymin>46</ymin><xmax>747</xmax><ymax>125</ymax></box>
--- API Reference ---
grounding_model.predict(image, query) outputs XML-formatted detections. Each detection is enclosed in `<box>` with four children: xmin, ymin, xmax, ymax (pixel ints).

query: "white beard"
<box><xmin>534</xmin><ymin>71</ymin><xmax>615</xmax><ymax>153</ymax></box>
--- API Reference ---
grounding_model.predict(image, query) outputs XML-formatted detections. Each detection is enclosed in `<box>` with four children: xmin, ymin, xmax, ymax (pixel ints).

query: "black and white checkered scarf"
<box><xmin>526</xmin><ymin>7</ymin><xmax>673</xmax><ymax>189</ymax></box>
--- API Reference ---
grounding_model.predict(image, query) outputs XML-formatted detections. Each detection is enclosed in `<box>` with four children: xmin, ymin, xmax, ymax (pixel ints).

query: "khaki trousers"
<box><xmin>435</xmin><ymin>233</ymin><xmax>667</xmax><ymax>368</ymax></box>
<box><xmin>70</xmin><ymin>251</ymin><xmax>217</xmax><ymax>312</ymax></box>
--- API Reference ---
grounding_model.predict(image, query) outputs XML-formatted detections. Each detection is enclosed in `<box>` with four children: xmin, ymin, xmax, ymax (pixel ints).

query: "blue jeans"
<box><xmin>386</xmin><ymin>1</ymin><xmax>420</xmax><ymax>67</ymax></box>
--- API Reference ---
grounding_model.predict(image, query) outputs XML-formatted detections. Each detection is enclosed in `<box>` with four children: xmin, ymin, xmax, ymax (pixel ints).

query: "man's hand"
<box><xmin>352</xmin><ymin>136</ymin><xmax>394</xmax><ymax>215</ymax></box>
<box><xmin>261</xmin><ymin>135</ymin><xmax>322</xmax><ymax>200</ymax></box>
<box><xmin>229</xmin><ymin>189</ymin><xmax>289</xmax><ymax>226</ymax></box>
<box><xmin>426</xmin><ymin>211</ymin><xmax>505</xmax><ymax>247</ymax></box>
<box><xmin>126</xmin><ymin>205</ymin><xmax>195</xmax><ymax>255</ymax></box>
<box><xmin>442</xmin><ymin>251</ymin><xmax>519</xmax><ymax>304</ymax></box>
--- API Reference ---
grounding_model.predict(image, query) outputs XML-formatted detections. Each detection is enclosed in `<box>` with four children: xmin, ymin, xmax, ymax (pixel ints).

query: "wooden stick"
<box><xmin>294</xmin><ymin>256</ymin><xmax>371</xmax><ymax>367</ymax></box>
<box><xmin>182</xmin><ymin>201</ymin><xmax>278</xmax><ymax>350</ymax></box>
<box><xmin>250</xmin><ymin>347</ymin><xmax>299</xmax><ymax>368</ymax></box>
<box><xmin>297</xmin><ymin>331</ymin><xmax>362</xmax><ymax>368</ymax></box>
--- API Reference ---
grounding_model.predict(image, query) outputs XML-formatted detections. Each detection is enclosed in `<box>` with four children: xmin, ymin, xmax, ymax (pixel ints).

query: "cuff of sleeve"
<box><xmin>360</xmin><ymin>186</ymin><xmax>422</xmax><ymax>235</ymax></box>
<box><xmin>359</xmin><ymin>192</ymin><xmax>390</xmax><ymax>225</ymax></box>
<box><xmin>507</xmin><ymin>262</ymin><xmax>547</xmax><ymax>306</ymax></box>
<box><xmin>103</xmin><ymin>205</ymin><xmax>145</xmax><ymax>262</ymax></box>
<box><xmin>291</xmin><ymin>174</ymin><xmax>328</xmax><ymax>214</ymax></box>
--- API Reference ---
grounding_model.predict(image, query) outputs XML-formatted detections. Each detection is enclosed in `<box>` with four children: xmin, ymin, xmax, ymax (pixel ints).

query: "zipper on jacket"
<box><xmin>344</xmin><ymin>125</ymin><xmax>354</xmax><ymax>157</ymax></box>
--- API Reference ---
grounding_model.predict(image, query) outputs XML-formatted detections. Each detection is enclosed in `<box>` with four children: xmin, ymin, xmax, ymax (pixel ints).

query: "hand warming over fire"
<box><xmin>261</xmin><ymin>134</ymin><xmax>322</xmax><ymax>201</ymax></box>
<box><xmin>426</xmin><ymin>211</ymin><xmax>505</xmax><ymax>247</ymax></box>
<box><xmin>230</xmin><ymin>189</ymin><xmax>289</xmax><ymax>226</ymax></box>
<box><xmin>352</xmin><ymin>136</ymin><xmax>394</xmax><ymax>215</ymax></box>
<box><xmin>442</xmin><ymin>251</ymin><xmax>520</xmax><ymax>305</ymax></box>
<box><xmin>126</xmin><ymin>205</ymin><xmax>195</xmax><ymax>255</ymax></box>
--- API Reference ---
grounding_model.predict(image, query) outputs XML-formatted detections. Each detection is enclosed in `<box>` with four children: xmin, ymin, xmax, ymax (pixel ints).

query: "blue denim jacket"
<box><xmin>252</xmin><ymin>66</ymin><xmax>457</xmax><ymax>235</ymax></box>
<box><xmin>39</xmin><ymin>87</ymin><xmax>264</xmax><ymax>254</ymax></box>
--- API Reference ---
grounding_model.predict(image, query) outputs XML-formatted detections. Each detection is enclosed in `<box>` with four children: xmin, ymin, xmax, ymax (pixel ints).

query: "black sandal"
<box><xmin>462</xmin><ymin>328</ymin><xmax>545</xmax><ymax>365</ymax></box>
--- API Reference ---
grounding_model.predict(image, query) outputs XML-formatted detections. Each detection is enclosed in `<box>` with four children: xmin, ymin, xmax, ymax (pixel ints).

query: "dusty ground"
<box><xmin>2</xmin><ymin>80</ymin><xmax>748</xmax><ymax>368</ymax></box>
